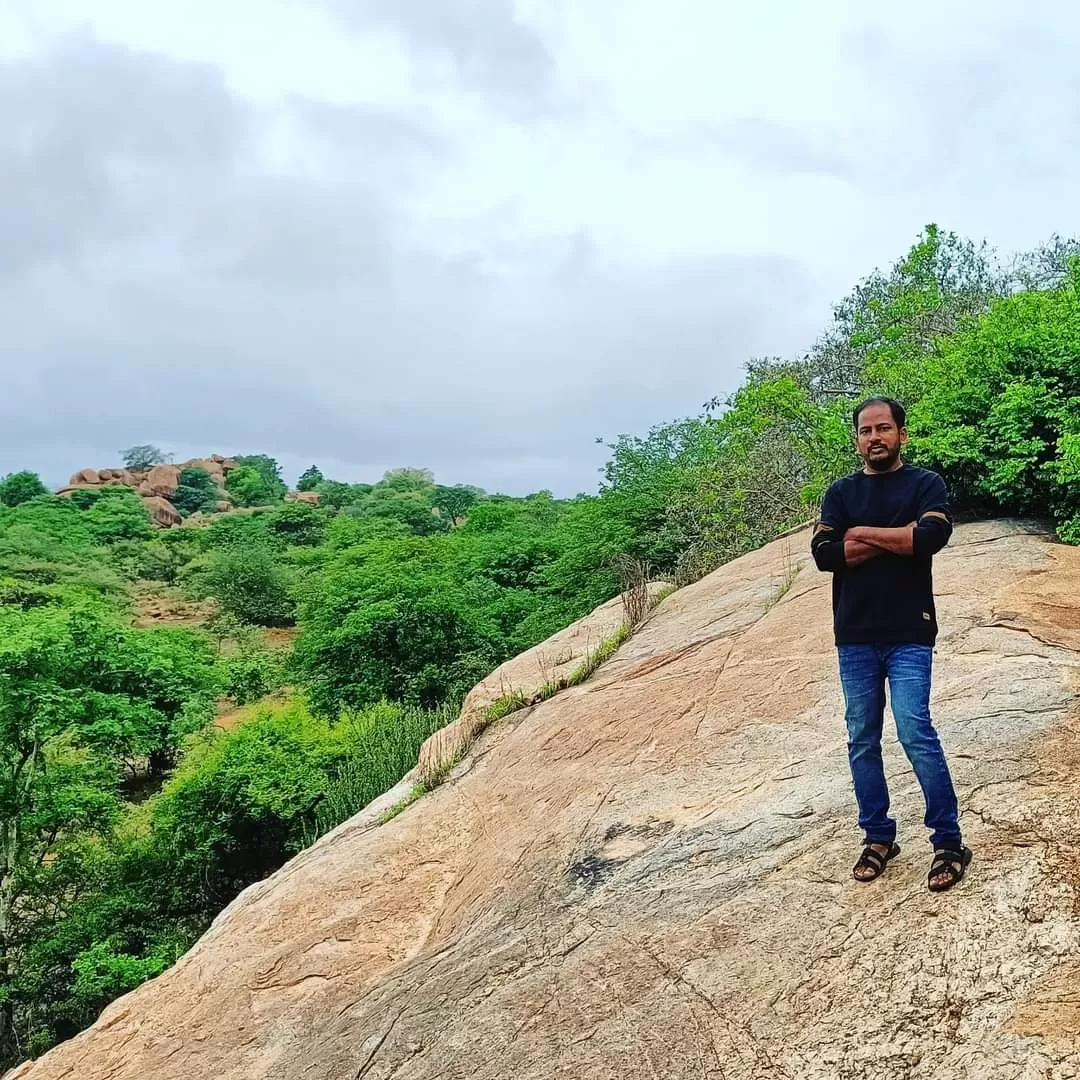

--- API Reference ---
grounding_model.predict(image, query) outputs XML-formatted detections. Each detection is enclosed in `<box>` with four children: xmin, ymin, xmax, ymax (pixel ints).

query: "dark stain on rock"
<box><xmin>568</xmin><ymin>819</ymin><xmax>675</xmax><ymax>887</ymax></box>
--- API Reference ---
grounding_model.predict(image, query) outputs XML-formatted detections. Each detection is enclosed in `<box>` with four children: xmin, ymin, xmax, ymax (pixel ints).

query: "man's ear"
<box><xmin>899</xmin><ymin>427</ymin><xmax>909</xmax><ymax>446</ymax></box>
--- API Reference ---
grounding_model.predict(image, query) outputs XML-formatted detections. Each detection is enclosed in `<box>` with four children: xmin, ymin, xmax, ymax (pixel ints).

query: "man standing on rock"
<box><xmin>811</xmin><ymin>397</ymin><xmax>972</xmax><ymax>892</ymax></box>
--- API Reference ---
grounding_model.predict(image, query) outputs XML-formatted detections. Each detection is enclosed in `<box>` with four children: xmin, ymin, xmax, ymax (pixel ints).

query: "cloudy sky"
<box><xmin>2</xmin><ymin>2</ymin><xmax>1078</xmax><ymax>496</ymax></box>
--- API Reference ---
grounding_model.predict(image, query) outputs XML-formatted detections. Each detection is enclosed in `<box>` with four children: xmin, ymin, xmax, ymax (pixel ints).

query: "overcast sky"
<box><xmin>2</xmin><ymin>2</ymin><xmax>1078</xmax><ymax>496</ymax></box>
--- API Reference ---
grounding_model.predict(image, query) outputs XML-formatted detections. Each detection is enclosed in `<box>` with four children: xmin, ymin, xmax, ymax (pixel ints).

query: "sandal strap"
<box><xmin>930</xmin><ymin>848</ymin><xmax>964</xmax><ymax>869</ymax></box>
<box><xmin>929</xmin><ymin>848</ymin><xmax>967</xmax><ymax>881</ymax></box>
<box><xmin>856</xmin><ymin>847</ymin><xmax>885</xmax><ymax>870</ymax></box>
<box><xmin>929</xmin><ymin>861</ymin><xmax>960</xmax><ymax>880</ymax></box>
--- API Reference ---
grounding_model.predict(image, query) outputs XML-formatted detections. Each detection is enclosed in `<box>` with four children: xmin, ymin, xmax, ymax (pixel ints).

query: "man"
<box><xmin>811</xmin><ymin>397</ymin><xmax>972</xmax><ymax>892</ymax></box>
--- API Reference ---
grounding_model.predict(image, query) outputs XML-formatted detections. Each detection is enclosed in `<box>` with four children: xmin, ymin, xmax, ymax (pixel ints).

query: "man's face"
<box><xmin>855</xmin><ymin>402</ymin><xmax>907</xmax><ymax>471</ymax></box>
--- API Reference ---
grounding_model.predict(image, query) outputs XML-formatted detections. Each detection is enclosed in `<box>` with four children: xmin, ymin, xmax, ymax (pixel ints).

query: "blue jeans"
<box><xmin>838</xmin><ymin>644</ymin><xmax>961</xmax><ymax>849</ymax></box>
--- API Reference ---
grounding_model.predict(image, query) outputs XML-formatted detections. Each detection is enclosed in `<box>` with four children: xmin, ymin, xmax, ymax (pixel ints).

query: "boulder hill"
<box><xmin>55</xmin><ymin>456</ymin><xmax>319</xmax><ymax>526</ymax></box>
<box><xmin>9</xmin><ymin>520</ymin><xmax>1080</xmax><ymax>1079</ymax></box>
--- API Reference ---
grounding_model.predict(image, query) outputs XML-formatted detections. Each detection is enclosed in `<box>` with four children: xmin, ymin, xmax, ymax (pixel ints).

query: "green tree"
<box><xmin>120</xmin><ymin>446</ymin><xmax>170</xmax><ymax>471</ymax></box>
<box><xmin>672</xmin><ymin>373</ymin><xmax>852</xmax><ymax>571</ymax></box>
<box><xmin>171</xmin><ymin>468</ymin><xmax>219</xmax><ymax>517</ymax></box>
<box><xmin>204</xmin><ymin>547</ymin><xmax>295</xmax><ymax>626</ymax></box>
<box><xmin>232</xmin><ymin>455</ymin><xmax>287</xmax><ymax>503</ymax></box>
<box><xmin>264</xmin><ymin>502</ymin><xmax>325</xmax><ymax>547</ymax></box>
<box><xmin>296</xmin><ymin>465</ymin><xmax>323</xmax><ymax>492</ymax></box>
<box><xmin>908</xmin><ymin>263</ymin><xmax>1080</xmax><ymax>537</ymax></box>
<box><xmin>356</xmin><ymin>469</ymin><xmax>446</xmax><ymax>536</ymax></box>
<box><xmin>433</xmin><ymin>484</ymin><xmax>483</xmax><ymax>526</ymax></box>
<box><xmin>0</xmin><ymin>473</ymin><xmax>47</xmax><ymax>508</ymax></box>
<box><xmin>150</xmin><ymin>702</ymin><xmax>350</xmax><ymax>902</ymax></box>
<box><xmin>0</xmin><ymin>603</ymin><xmax>216</xmax><ymax>1053</ymax></box>
<box><xmin>223</xmin><ymin>467</ymin><xmax>268</xmax><ymax>508</ymax></box>
<box><xmin>80</xmin><ymin>490</ymin><xmax>154</xmax><ymax>544</ymax></box>
<box><xmin>807</xmin><ymin>224</ymin><xmax>1008</xmax><ymax>399</ymax></box>
<box><xmin>294</xmin><ymin>538</ymin><xmax>497</xmax><ymax>713</ymax></box>
<box><xmin>314</xmin><ymin>480</ymin><xmax>372</xmax><ymax>511</ymax></box>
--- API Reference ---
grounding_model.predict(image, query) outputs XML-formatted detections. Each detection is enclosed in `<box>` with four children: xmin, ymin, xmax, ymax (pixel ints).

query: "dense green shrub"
<box><xmin>0</xmin><ymin>471</ymin><xmax>48</xmax><ymax>507</ymax></box>
<box><xmin>172</xmin><ymin>468</ymin><xmax>219</xmax><ymax>517</ymax></box>
<box><xmin>204</xmin><ymin>546</ymin><xmax>296</xmax><ymax>626</ymax></box>
<box><xmin>906</xmin><ymin>269</ymin><xmax>1080</xmax><ymax>535</ymax></box>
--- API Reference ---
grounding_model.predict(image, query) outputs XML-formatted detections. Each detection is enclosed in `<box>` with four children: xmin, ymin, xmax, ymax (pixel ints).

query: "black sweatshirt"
<box><xmin>810</xmin><ymin>465</ymin><xmax>953</xmax><ymax>646</ymax></box>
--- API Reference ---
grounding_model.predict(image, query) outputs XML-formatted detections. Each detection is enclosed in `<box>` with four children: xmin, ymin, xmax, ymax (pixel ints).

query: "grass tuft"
<box><xmin>375</xmin><ymin>784</ymin><xmax>426</xmax><ymax>824</ymax></box>
<box><xmin>409</xmin><ymin>581</ymin><xmax>679</xmax><ymax>801</ymax></box>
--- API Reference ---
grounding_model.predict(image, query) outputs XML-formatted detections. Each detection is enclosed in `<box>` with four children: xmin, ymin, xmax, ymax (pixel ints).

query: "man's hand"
<box><xmin>846</xmin><ymin>523</ymin><xmax>917</xmax><ymax>557</ymax></box>
<box><xmin>843</xmin><ymin>538</ymin><xmax>882</xmax><ymax>566</ymax></box>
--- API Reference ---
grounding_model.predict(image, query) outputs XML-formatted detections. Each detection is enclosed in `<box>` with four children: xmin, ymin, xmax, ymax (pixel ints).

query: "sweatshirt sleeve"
<box><xmin>811</xmin><ymin>482</ymin><xmax>847</xmax><ymax>572</ymax></box>
<box><xmin>912</xmin><ymin>472</ymin><xmax>953</xmax><ymax>557</ymax></box>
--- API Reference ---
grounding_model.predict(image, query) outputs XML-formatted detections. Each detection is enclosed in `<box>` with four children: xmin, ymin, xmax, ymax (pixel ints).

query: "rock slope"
<box><xmin>10</xmin><ymin>521</ymin><xmax>1080</xmax><ymax>1080</ymax></box>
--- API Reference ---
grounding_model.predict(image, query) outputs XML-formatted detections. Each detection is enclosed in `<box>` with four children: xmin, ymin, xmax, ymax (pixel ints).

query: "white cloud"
<box><xmin>1</xmin><ymin>1</ymin><xmax>1078</xmax><ymax>494</ymax></box>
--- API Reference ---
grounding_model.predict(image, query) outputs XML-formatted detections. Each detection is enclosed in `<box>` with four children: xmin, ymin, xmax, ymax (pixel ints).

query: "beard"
<box><xmin>864</xmin><ymin>444</ymin><xmax>901</xmax><ymax>471</ymax></box>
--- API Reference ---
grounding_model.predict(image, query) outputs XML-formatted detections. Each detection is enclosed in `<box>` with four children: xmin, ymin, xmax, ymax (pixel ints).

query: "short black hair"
<box><xmin>853</xmin><ymin>396</ymin><xmax>906</xmax><ymax>430</ymax></box>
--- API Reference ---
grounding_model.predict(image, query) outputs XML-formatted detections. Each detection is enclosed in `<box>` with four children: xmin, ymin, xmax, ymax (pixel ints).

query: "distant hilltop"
<box><xmin>54</xmin><ymin>454</ymin><xmax>317</xmax><ymax>527</ymax></box>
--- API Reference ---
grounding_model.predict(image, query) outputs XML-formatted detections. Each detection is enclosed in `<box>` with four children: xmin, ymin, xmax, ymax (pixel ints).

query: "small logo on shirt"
<box><xmin>922</xmin><ymin>612</ymin><xmax>932</xmax><ymax>621</ymax></box>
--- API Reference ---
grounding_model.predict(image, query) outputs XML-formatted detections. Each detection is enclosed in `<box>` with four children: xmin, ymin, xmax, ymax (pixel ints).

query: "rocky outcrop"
<box><xmin>285</xmin><ymin>490</ymin><xmax>321</xmax><ymax>505</ymax></box>
<box><xmin>141</xmin><ymin>496</ymin><xmax>183</xmax><ymax>529</ymax></box>
<box><xmin>11</xmin><ymin>521</ymin><xmax>1080</xmax><ymax>1079</ymax></box>
<box><xmin>56</xmin><ymin>455</ymin><xmax>239</xmax><ymax>527</ymax></box>
<box><xmin>144</xmin><ymin>464</ymin><xmax>182</xmax><ymax>498</ymax></box>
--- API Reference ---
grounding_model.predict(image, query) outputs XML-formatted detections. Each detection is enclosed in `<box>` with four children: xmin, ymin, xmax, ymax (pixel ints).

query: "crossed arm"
<box><xmin>844</xmin><ymin>523</ymin><xmax>917</xmax><ymax>563</ymax></box>
<box><xmin>811</xmin><ymin>511</ymin><xmax>951</xmax><ymax>571</ymax></box>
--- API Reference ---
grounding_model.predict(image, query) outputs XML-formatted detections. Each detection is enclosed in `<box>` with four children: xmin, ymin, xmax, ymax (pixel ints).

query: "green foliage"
<box><xmin>263</xmin><ymin>502</ymin><xmax>325</xmax><ymax>547</ymax></box>
<box><xmin>433</xmin><ymin>484</ymin><xmax>484</xmax><ymax>525</ymax></box>
<box><xmin>229</xmin><ymin>455</ymin><xmax>287</xmax><ymax>505</ymax></box>
<box><xmin>197</xmin><ymin>510</ymin><xmax>275</xmax><ymax>552</ymax></box>
<box><xmin>79</xmin><ymin>489</ymin><xmax>155</xmax><ymax>545</ymax></box>
<box><xmin>324</xmin><ymin>513</ymin><xmax>410</xmax><ymax>549</ymax></box>
<box><xmin>0</xmin><ymin>598</ymin><xmax>218</xmax><ymax>1064</ymax></box>
<box><xmin>294</xmin><ymin>538</ymin><xmax>497</xmax><ymax>714</ymax></box>
<box><xmin>224</xmin><ymin>466</ymin><xmax>271</xmax><ymax>508</ymax></box>
<box><xmin>220</xmin><ymin>632</ymin><xmax>287</xmax><ymax>705</ymax></box>
<box><xmin>172</xmin><ymin>468</ymin><xmax>219</xmax><ymax>517</ymax></box>
<box><xmin>807</xmin><ymin>224</ymin><xmax>1008</xmax><ymax>398</ymax></box>
<box><xmin>70</xmin><ymin>940</ymin><xmax>169</xmax><ymax>1009</ymax></box>
<box><xmin>362</xmin><ymin>469</ymin><xmax>446</xmax><ymax>536</ymax></box>
<box><xmin>0</xmin><ymin>498</ymin><xmax>126</xmax><ymax>603</ymax></box>
<box><xmin>907</xmin><ymin>275</ymin><xmax>1080</xmax><ymax>532</ymax></box>
<box><xmin>296</xmin><ymin>465</ymin><xmax>323</xmax><ymax>492</ymax></box>
<box><xmin>313</xmin><ymin>479</ymin><xmax>371</xmax><ymax>511</ymax></box>
<box><xmin>304</xmin><ymin>700</ymin><xmax>453</xmax><ymax>839</ymax></box>
<box><xmin>204</xmin><ymin>546</ymin><xmax>295</xmax><ymax>627</ymax></box>
<box><xmin>0</xmin><ymin>472</ymin><xmax>48</xmax><ymax>508</ymax></box>
<box><xmin>152</xmin><ymin>698</ymin><xmax>448</xmax><ymax>904</ymax></box>
<box><xmin>120</xmin><ymin>445</ymin><xmax>169</xmax><ymax>471</ymax></box>
<box><xmin>109</xmin><ymin>539</ymin><xmax>185</xmax><ymax>584</ymax></box>
<box><xmin>669</xmin><ymin>373</ymin><xmax>851</xmax><ymax>573</ymax></box>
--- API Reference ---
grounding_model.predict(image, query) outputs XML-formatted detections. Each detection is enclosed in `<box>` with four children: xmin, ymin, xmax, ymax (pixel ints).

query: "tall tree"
<box><xmin>296</xmin><ymin>466</ymin><xmax>323</xmax><ymax>493</ymax></box>
<box><xmin>806</xmin><ymin>224</ymin><xmax>1009</xmax><ymax>400</ymax></box>
<box><xmin>433</xmin><ymin>484</ymin><xmax>484</xmax><ymax>526</ymax></box>
<box><xmin>0</xmin><ymin>473</ymin><xmax>47</xmax><ymax>508</ymax></box>
<box><xmin>120</xmin><ymin>446</ymin><xmax>170</xmax><ymax>471</ymax></box>
<box><xmin>233</xmin><ymin>455</ymin><xmax>287</xmax><ymax>505</ymax></box>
